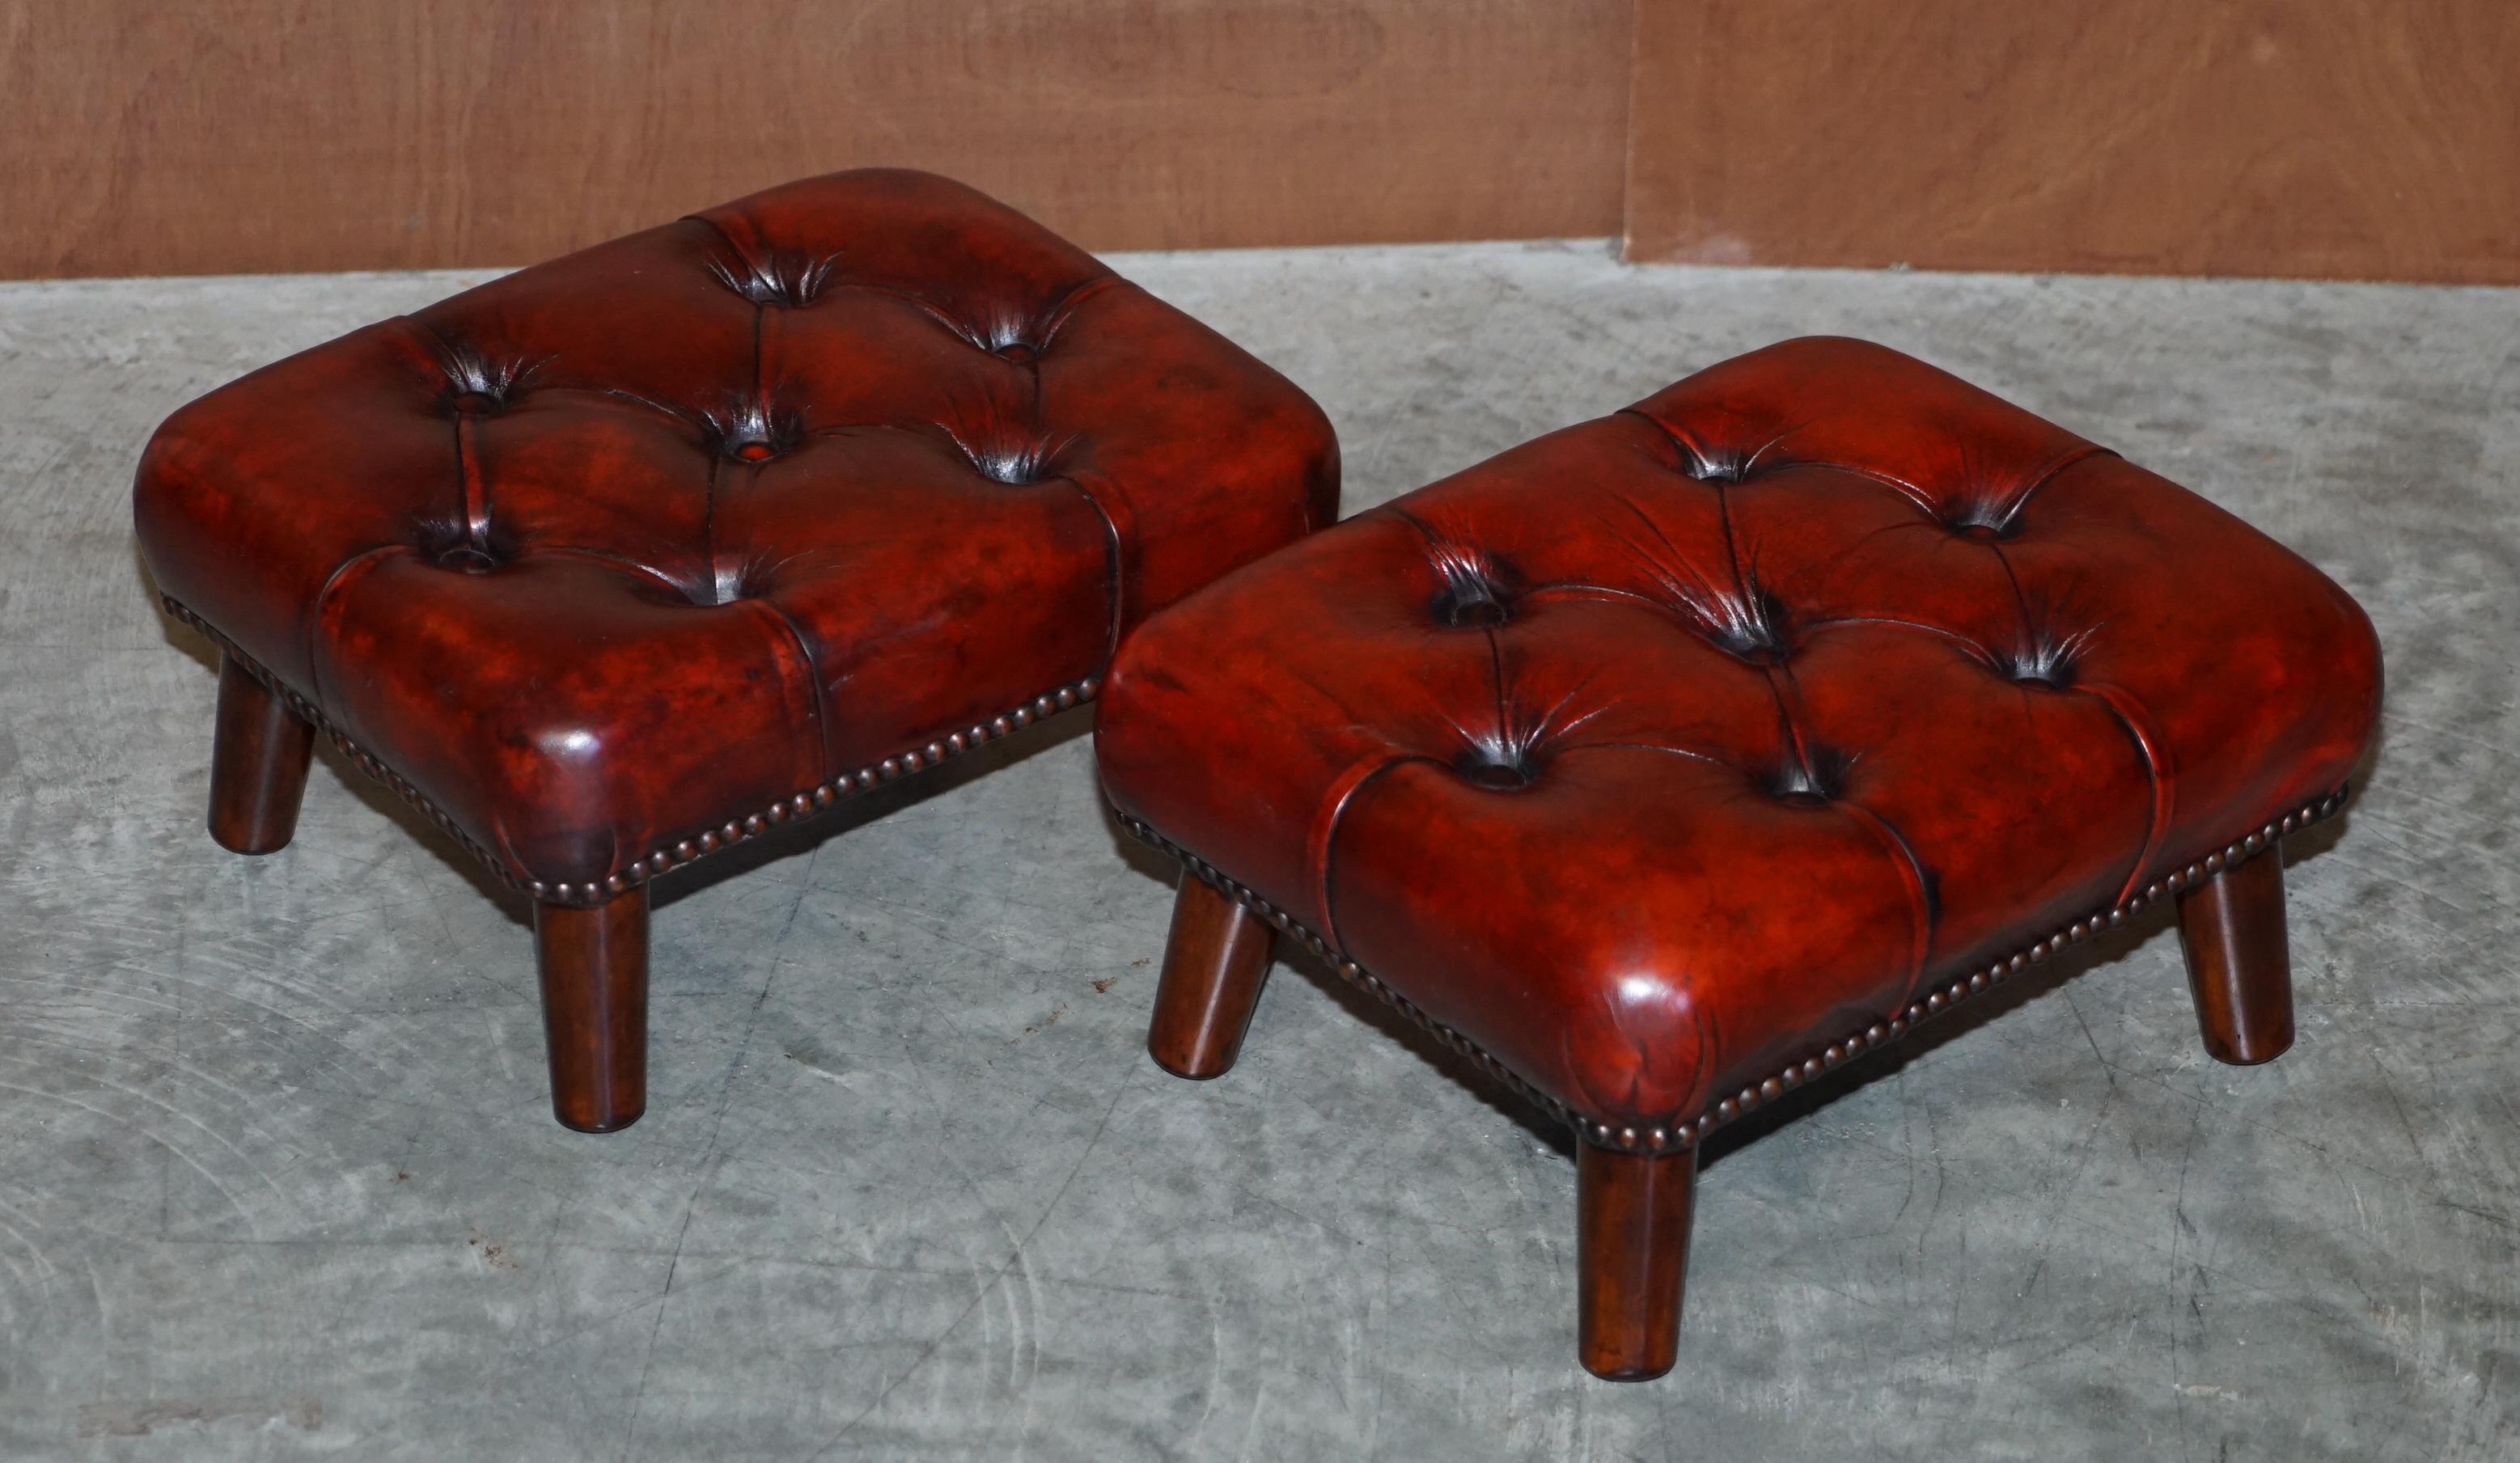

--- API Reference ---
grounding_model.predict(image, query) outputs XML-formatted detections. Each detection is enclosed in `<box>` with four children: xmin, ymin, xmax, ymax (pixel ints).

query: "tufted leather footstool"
<box><xmin>1094</xmin><ymin>337</ymin><xmax>2381</xmax><ymax>1379</ymax></box>
<box><xmin>135</xmin><ymin>168</ymin><xmax>1336</xmax><ymax>1133</ymax></box>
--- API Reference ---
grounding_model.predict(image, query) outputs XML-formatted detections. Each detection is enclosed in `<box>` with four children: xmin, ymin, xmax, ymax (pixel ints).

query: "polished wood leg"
<box><xmin>206</xmin><ymin>653</ymin><xmax>316</xmax><ymax>854</ymax></box>
<box><xmin>1577</xmin><ymin>1141</ymin><xmax>1696</xmax><ymax>1381</ymax></box>
<box><xmin>534</xmin><ymin>888</ymin><xmax>650</xmax><ymax>1132</ymax></box>
<box><xmin>2177</xmin><ymin>848</ymin><xmax>2293</xmax><ymax>1065</ymax></box>
<box><xmin>1146</xmin><ymin>873</ymin><xmax>1275</xmax><ymax>1080</ymax></box>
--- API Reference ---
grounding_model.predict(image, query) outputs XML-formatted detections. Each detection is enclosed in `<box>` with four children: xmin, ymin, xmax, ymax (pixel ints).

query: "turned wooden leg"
<box><xmin>2177</xmin><ymin>848</ymin><xmax>2293</xmax><ymax>1065</ymax></box>
<box><xmin>1146</xmin><ymin>873</ymin><xmax>1275</xmax><ymax>1080</ymax></box>
<box><xmin>1577</xmin><ymin>1142</ymin><xmax>1696</xmax><ymax>1381</ymax></box>
<box><xmin>534</xmin><ymin>888</ymin><xmax>650</xmax><ymax>1132</ymax></box>
<box><xmin>206</xmin><ymin>653</ymin><xmax>316</xmax><ymax>854</ymax></box>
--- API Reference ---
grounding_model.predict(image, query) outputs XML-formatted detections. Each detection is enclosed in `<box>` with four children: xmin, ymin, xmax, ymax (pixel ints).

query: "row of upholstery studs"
<box><xmin>1128</xmin><ymin>787</ymin><xmax>2348</xmax><ymax>1156</ymax></box>
<box><xmin>1590</xmin><ymin>788</ymin><xmax>2347</xmax><ymax>1152</ymax></box>
<box><xmin>527</xmin><ymin>679</ymin><xmax>1100</xmax><ymax>903</ymax></box>
<box><xmin>169</xmin><ymin>594</ymin><xmax>1100</xmax><ymax>909</ymax></box>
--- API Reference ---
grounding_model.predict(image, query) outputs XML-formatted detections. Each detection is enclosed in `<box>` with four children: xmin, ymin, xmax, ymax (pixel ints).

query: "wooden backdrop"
<box><xmin>1</xmin><ymin>0</ymin><xmax>1630</xmax><ymax>277</ymax></box>
<box><xmin>4</xmin><ymin>0</ymin><xmax>2514</xmax><ymax>282</ymax></box>
<box><xmin>1624</xmin><ymin>0</ymin><xmax>2520</xmax><ymax>284</ymax></box>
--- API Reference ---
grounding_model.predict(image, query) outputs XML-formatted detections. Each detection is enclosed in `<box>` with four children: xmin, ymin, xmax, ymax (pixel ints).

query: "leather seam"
<box><xmin>2082</xmin><ymin>679</ymin><xmax>2177</xmax><ymax>907</ymax></box>
<box><xmin>736</xmin><ymin>597</ymin><xmax>838</xmax><ymax>788</ymax></box>
<box><xmin>1308</xmin><ymin>751</ymin><xmax>1432</xmax><ymax>954</ymax></box>
<box><xmin>1045</xmin><ymin>471</ymin><xmax>1132</xmax><ymax>662</ymax></box>
<box><xmin>303</xmin><ymin>544</ymin><xmax>409</xmax><ymax>715</ymax></box>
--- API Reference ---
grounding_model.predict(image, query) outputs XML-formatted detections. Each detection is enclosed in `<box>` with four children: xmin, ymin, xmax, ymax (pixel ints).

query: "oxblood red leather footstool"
<box><xmin>1094</xmin><ymin>337</ymin><xmax>2380</xmax><ymax>1380</ymax></box>
<box><xmin>133</xmin><ymin>168</ymin><xmax>1336</xmax><ymax>1133</ymax></box>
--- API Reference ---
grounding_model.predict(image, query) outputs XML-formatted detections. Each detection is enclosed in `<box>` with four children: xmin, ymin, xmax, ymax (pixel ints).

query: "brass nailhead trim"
<box><xmin>1121</xmin><ymin>784</ymin><xmax>2350</xmax><ymax>1154</ymax></box>
<box><xmin>163</xmin><ymin>596</ymin><xmax>1098</xmax><ymax>906</ymax></box>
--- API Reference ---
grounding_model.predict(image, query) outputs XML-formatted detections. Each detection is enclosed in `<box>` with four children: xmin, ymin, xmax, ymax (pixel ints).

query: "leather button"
<box><xmin>1432</xmin><ymin>553</ymin><xmax>1516</xmax><ymax>628</ymax></box>
<box><xmin>1946</xmin><ymin>508</ymin><xmax>2017</xmax><ymax>539</ymax></box>
<box><xmin>451</xmin><ymin>391</ymin><xmax>501</xmax><ymax>416</ymax></box>
<box><xmin>709</xmin><ymin>252</ymin><xmax>833</xmax><ymax>307</ymax></box>
<box><xmin>1460</xmin><ymin>758</ymin><xmax>1535</xmax><ymax>791</ymax></box>
<box><xmin>2002</xmin><ymin>630</ymin><xmax>2087</xmax><ymax>689</ymax></box>
<box><xmin>437</xmin><ymin>547</ymin><xmax>498</xmax><ymax>573</ymax></box>
<box><xmin>1760</xmin><ymin>749</ymin><xmax>1846</xmax><ymax>804</ymax></box>
<box><xmin>993</xmin><ymin>341</ymin><xmax>1039</xmax><ymax>365</ymax></box>
<box><xmin>707</xmin><ymin>403</ymin><xmax>798</xmax><ymax>463</ymax></box>
<box><xmin>1709</xmin><ymin>590</ymin><xmax>1792</xmax><ymax>663</ymax></box>
<box><xmin>1717</xmin><ymin>631</ymin><xmax>1788</xmax><ymax>665</ymax></box>
<box><xmin>964</xmin><ymin>441</ymin><xmax>1043</xmax><ymax>484</ymax></box>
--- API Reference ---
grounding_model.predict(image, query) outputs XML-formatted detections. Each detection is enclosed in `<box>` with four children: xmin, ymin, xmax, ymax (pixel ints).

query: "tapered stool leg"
<box><xmin>535</xmin><ymin>888</ymin><xmax>650</xmax><ymax>1132</ymax></box>
<box><xmin>207</xmin><ymin>654</ymin><xmax>316</xmax><ymax>854</ymax></box>
<box><xmin>1577</xmin><ymin>1142</ymin><xmax>1696</xmax><ymax>1381</ymax></box>
<box><xmin>2177</xmin><ymin>848</ymin><xmax>2293</xmax><ymax>1065</ymax></box>
<box><xmin>1147</xmin><ymin>874</ymin><xmax>1275</xmax><ymax>1080</ymax></box>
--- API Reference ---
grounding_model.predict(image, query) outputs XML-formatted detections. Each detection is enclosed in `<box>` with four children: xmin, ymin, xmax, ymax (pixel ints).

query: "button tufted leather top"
<box><xmin>136</xmin><ymin>169</ymin><xmax>1337</xmax><ymax>901</ymax></box>
<box><xmin>1095</xmin><ymin>337</ymin><xmax>2380</xmax><ymax>1138</ymax></box>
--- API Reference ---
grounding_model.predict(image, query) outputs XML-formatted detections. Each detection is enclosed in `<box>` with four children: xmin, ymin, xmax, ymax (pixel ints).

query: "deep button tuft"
<box><xmin>434</xmin><ymin>342</ymin><xmax>534</xmax><ymax>413</ymax></box>
<box><xmin>1944</xmin><ymin>503</ymin><xmax>2019</xmax><ymax>539</ymax></box>
<box><xmin>954</xmin><ymin>429</ymin><xmax>1052</xmax><ymax>484</ymax></box>
<box><xmin>437</xmin><ymin>547</ymin><xmax>500</xmax><ymax>574</ymax></box>
<box><xmin>703</xmin><ymin>397</ymin><xmax>804</xmax><ymax>464</ymax></box>
<box><xmin>707</xmin><ymin>251</ymin><xmax>836</xmax><ymax>308</ymax></box>
<box><xmin>719</xmin><ymin>555</ymin><xmax>788</xmax><ymax>606</ymax></box>
<box><xmin>960</xmin><ymin>313</ymin><xmax>1051</xmax><ymax>363</ymax></box>
<box><xmin>1457</xmin><ymin>751</ymin><xmax>1537</xmax><ymax>791</ymax></box>
<box><xmin>1706</xmin><ymin>586</ymin><xmax>1794</xmax><ymax>663</ymax></box>
<box><xmin>1760</xmin><ymin>746</ymin><xmax>1850</xmax><ymax>805</ymax></box>
<box><xmin>1682</xmin><ymin>450</ymin><xmax>1755</xmax><ymax>484</ymax></box>
<box><xmin>1436</xmin><ymin>581</ymin><xmax>1510</xmax><ymax>628</ymax></box>
<box><xmin>1429</xmin><ymin>548</ymin><xmax>1517</xmax><ymax>628</ymax></box>
<box><xmin>2000</xmin><ymin>627</ymin><xmax>2090</xmax><ymax>690</ymax></box>
<box><xmin>972</xmin><ymin>449</ymin><xmax>1038</xmax><ymax>484</ymax></box>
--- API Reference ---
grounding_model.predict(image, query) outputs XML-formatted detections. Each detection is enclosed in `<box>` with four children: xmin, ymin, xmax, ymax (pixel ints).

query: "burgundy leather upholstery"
<box><xmin>1097</xmin><ymin>337</ymin><xmax>2379</xmax><ymax>1139</ymax></box>
<box><xmin>136</xmin><ymin>169</ymin><xmax>1336</xmax><ymax>902</ymax></box>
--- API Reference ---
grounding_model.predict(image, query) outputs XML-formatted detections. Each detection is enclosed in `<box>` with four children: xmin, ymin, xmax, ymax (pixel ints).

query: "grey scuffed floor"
<box><xmin>2</xmin><ymin>242</ymin><xmax>2516</xmax><ymax>1461</ymax></box>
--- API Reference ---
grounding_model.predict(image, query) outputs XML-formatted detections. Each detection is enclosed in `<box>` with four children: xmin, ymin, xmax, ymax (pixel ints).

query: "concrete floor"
<box><xmin>1</xmin><ymin>240</ymin><xmax>2515</xmax><ymax>1461</ymax></box>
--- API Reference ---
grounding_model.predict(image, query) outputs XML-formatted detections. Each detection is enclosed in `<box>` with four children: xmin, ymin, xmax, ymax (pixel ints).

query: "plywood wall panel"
<box><xmin>0</xmin><ymin>0</ymin><xmax>1632</xmax><ymax>278</ymax></box>
<box><xmin>1624</xmin><ymin>1</ymin><xmax>2520</xmax><ymax>284</ymax></box>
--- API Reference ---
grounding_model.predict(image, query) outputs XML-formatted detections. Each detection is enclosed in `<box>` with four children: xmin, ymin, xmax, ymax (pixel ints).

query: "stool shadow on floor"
<box><xmin>1095</xmin><ymin>785</ymin><xmax>2362</xmax><ymax>1175</ymax></box>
